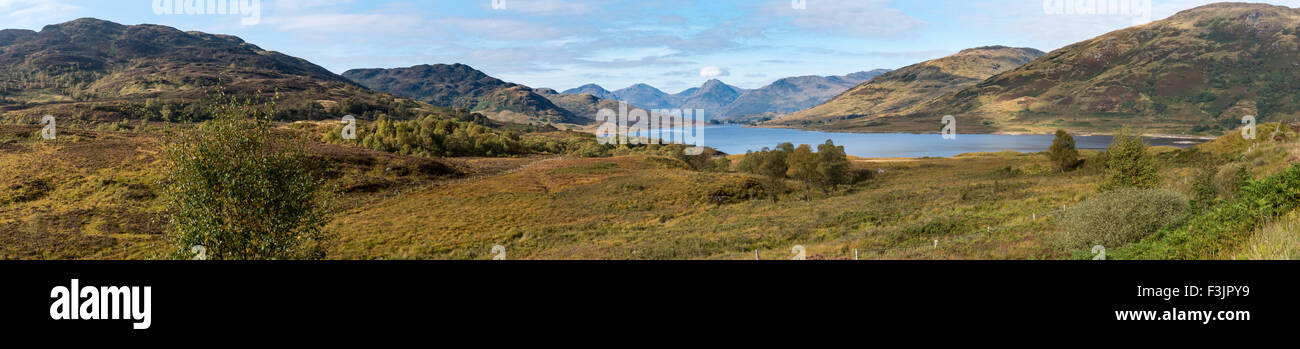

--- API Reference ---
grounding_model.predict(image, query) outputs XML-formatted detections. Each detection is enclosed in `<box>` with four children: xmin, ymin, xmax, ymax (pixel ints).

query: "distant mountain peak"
<box><xmin>561</xmin><ymin>84</ymin><xmax>617</xmax><ymax>100</ymax></box>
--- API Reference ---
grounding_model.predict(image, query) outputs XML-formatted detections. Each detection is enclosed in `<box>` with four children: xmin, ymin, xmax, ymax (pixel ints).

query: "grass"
<box><xmin>325</xmin><ymin>150</ymin><xmax>1098</xmax><ymax>260</ymax></box>
<box><xmin>1238</xmin><ymin>210</ymin><xmax>1300</xmax><ymax>260</ymax></box>
<box><xmin>3</xmin><ymin>123</ymin><xmax>1298</xmax><ymax>260</ymax></box>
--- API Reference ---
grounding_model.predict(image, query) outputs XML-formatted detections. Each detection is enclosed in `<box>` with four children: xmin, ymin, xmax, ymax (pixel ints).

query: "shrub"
<box><xmin>162</xmin><ymin>94</ymin><xmax>333</xmax><ymax>260</ymax></box>
<box><xmin>1047</xmin><ymin>129</ymin><xmax>1080</xmax><ymax>171</ymax></box>
<box><xmin>1099</xmin><ymin>130</ymin><xmax>1159</xmax><ymax>191</ymax></box>
<box><xmin>816</xmin><ymin>140</ymin><xmax>851</xmax><ymax>189</ymax></box>
<box><xmin>1057</xmin><ymin>188</ymin><xmax>1190</xmax><ymax>249</ymax></box>
<box><xmin>1120</xmin><ymin>164</ymin><xmax>1300</xmax><ymax>259</ymax></box>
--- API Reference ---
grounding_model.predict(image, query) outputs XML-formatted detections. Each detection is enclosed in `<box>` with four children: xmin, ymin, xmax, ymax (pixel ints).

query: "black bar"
<box><xmin>1</xmin><ymin>261</ymin><xmax>1293</xmax><ymax>339</ymax></box>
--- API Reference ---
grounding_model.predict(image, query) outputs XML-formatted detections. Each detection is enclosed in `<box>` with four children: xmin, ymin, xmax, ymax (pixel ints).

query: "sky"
<box><xmin>3</xmin><ymin>0</ymin><xmax>1298</xmax><ymax>93</ymax></box>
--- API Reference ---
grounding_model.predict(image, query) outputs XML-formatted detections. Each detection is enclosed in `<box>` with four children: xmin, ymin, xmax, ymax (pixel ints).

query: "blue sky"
<box><xmin>3</xmin><ymin>0</ymin><xmax>1298</xmax><ymax>93</ymax></box>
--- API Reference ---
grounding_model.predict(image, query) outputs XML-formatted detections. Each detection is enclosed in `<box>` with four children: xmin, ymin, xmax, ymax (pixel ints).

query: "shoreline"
<box><xmin>730</xmin><ymin>123</ymin><xmax>1220</xmax><ymax>140</ymax></box>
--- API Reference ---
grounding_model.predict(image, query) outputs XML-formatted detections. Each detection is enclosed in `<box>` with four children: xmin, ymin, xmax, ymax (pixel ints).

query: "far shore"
<box><xmin>736</xmin><ymin>123</ymin><xmax>1221</xmax><ymax>140</ymax></box>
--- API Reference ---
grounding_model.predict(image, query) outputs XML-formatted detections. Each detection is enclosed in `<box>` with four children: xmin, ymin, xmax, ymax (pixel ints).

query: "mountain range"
<box><xmin>6</xmin><ymin>2</ymin><xmax>1298</xmax><ymax>137</ymax></box>
<box><xmin>777</xmin><ymin>3</ymin><xmax>1300</xmax><ymax>135</ymax></box>
<box><xmin>561</xmin><ymin>69</ymin><xmax>889</xmax><ymax>120</ymax></box>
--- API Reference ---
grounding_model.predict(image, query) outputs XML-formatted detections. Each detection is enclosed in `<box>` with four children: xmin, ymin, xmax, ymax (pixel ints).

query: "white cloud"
<box><xmin>764</xmin><ymin>0</ymin><xmax>925</xmax><ymax>36</ymax></box>
<box><xmin>264</xmin><ymin>13</ymin><xmax>425</xmax><ymax>33</ymax></box>
<box><xmin>699</xmin><ymin>66</ymin><xmax>729</xmax><ymax>78</ymax></box>
<box><xmin>438</xmin><ymin>17</ymin><xmax>574</xmax><ymax>40</ymax></box>
<box><xmin>1</xmin><ymin>0</ymin><xmax>83</xmax><ymax>29</ymax></box>
<box><xmin>491</xmin><ymin>0</ymin><xmax>600</xmax><ymax>16</ymax></box>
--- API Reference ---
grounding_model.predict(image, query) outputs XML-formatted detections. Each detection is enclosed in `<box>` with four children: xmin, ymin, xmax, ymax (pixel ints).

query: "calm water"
<box><xmin>661</xmin><ymin>125</ymin><xmax>1207</xmax><ymax>158</ymax></box>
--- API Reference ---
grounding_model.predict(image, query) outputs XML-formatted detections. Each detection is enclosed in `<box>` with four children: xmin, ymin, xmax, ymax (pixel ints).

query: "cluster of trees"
<box><xmin>0</xmin><ymin>65</ymin><xmax>107</xmax><ymax>101</ymax></box>
<box><xmin>736</xmin><ymin>140</ymin><xmax>854</xmax><ymax>198</ymax></box>
<box><xmin>324</xmin><ymin>114</ymin><xmax>607</xmax><ymax>158</ymax></box>
<box><xmin>1046</xmin><ymin>128</ymin><xmax>1160</xmax><ymax>191</ymax></box>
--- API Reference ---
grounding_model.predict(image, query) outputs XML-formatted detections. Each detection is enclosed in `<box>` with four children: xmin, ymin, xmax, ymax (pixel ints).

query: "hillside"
<box><xmin>562</xmin><ymin>84</ymin><xmax>618</xmax><ymax>100</ymax></box>
<box><xmin>719</xmin><ymin>69</ymin><xmax>890</xmax><ymax>119</ymax></box>
<box><xmin>939</xmin><ymin>3</ymin><xmax>1300</xmax><ymax>135</ymax></box>
<box><xmin>676</xmin><ymin>79</ymin><xmax>747</xmax><ymax>119</ymax></box>
<box><xmin>837</xmin><ymin>3</ymin><xmax>1300</xmax><ymax>136</ymax></box>
<box><xmin>772</xmin><ymin>46</ymin><xmax>1044</xmax><ymax>131</ymax></box>
<box><xmin>535</xmin><ymin>88</ymin><xmax>646</xmax><ymax>123</ymax></box>
<box><xmin>343</xmin><ymin>64</ymin><xmax>589</xmax><ymax>125</ymax></box>
<box><xmin>0</xmin><ymin>18</ymin><xmax>411</xmax><ymax>126</ymax></box>
<box><xmin>611</xmin><ymin>83</ymin><xmax>678</xmax><ymax>110</ymax></box>
<box><xmin>11</xmin><ymin>120</ymin><xmax>1296</xmax><ymax>260</ymax></box>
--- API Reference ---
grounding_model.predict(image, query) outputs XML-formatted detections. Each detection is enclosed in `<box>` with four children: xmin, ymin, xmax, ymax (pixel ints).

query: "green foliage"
<box><xmin>738</xmin><ymin>140</ymin><xmax>855</xmax><ymax>200</ymax></box>
<box><xmin>1120</xmin><ymin>164</ymin><xmax>1300</xmax><ymax>259</ymax></box>
<box><xmin>786</xmin><ymin>144</ymin><xmax>821</xmax><ymax>185</ymax></box>
<box><xmin>162</xmin><ymin>93</ymin><xmax>333</xmax><ymax>260</ymax></box>
<box><xmin>1190</xmin><ymin>164</ymin><xmax>1220</xmax><ymax>213</ymax></box>
<box><xmin>325</xmin><ymin>114</ymin><xmax>602</xmax><ymax>158</ymax></box>
<box><xmin>1099</xmin><ymin>129</ymin><xmax>1159</xmax><ymax>191</ymax></box>
<box><xmin>656</xmin><ymin>144</ymin><xmax>730</xmax><ymax>173</ymax></box>
<box><xmin>741</xmin><ymin>140</ymin><xmax>854</xmax><ymax>190</ymax></box>
<box><xmin>1057</xmin><ymin>189</ymin><xmax>1190</xmax><ymax>249</ymax></box>
<box><xmin>1047</xmin><ymin>129</ymin><xmax>1080</xmax><ymax>171</ymax></box>
<box><xmin>816</xmin><ymin>140</ymin><xmax>851</xmax><ymax>189</ymax></box>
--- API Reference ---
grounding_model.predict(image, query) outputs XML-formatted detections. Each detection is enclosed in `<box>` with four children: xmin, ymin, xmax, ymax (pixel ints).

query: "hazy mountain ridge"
<box><xmin>720</xmin><ymin>69</ymin><xmax>891</xmax><ymax>119</ymax></box>
<box><xmin>561</xmin><ymin>70</ymin><xmax>887</xmax><ymax>120</ymax></box>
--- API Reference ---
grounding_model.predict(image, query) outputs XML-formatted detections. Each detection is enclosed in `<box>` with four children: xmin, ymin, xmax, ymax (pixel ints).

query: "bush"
<box><xmin>1047</xmin><ymin>129</ymin><xmax>1080</xmax><ymax>171</ymax></box>
<box><xmin>162</xmin><ymin>94</ymin><xmax>333</xmax><ymax>260</ymax></box>
<box><xmin>1120</xmin><ymin>164</ymin><xmax>1300</xmax><ymax>259</ymax></box>
<box><xmin>1057</xmin><ymin>188</ymin><xmax>1190</xmax><ymax>249</ymax></box>
<box><xmin>1099</xmin><ymin>130</ymin><xmax>1160</xmax><ymax>191</ymax></box>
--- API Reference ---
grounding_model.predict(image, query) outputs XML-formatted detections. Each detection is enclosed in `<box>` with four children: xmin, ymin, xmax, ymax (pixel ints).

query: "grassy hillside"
<box><xmin>771</xmin><ymin>46</ymin><xmax>1044</xmax><ymax>131</ymax></box>
<box><xmin>0</xmin><ymin>18</ymin><xmax>424</xmax><ymax>128</ymax></box>
<box><xmin>918</xmin><ymin>3</ymin><xmax>1300</xmax><ymax>136</ymax></box>
<box><xmin>343</xmin><ymin>64</ymin><xmax>587</xmax><ymax>126</ymax></box>
<box><xmin>8</xmin><ymin>118</ymin><xmax>1294</xmax><ymax>260</ymax></box>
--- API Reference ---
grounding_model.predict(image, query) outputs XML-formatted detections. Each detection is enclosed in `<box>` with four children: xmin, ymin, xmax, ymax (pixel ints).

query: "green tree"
<box><xmin>737</xmin><ymin>150</ymin><xmax>764</xmax><ymax>174</ymax></box>
<box><xmin>786</xmin><ymin>144</ymin><xmax>821</xmax><ymax>183</ymax></box>
<box><xmin>162</xmin><ymin>94</ymin><xmax>333</xmax><ymax>260</ymax></box>
<box><xmin>786</xmin><ymin>144</ymin><xmax>820</xmax><ymax>199</ymax></box>
<box><xmin>758</xmin><ymin>146</ymin><xmax>790</xmax><ymax>201</ymax></box>
<box><xmin>816</xmin><ymin>140</ymin><xmax>851</xmax><ymax>189</ymax></box>
<box><xmin>1047</xmin><ymin>129</ymin><xmax>1080</xmax><ymax>172</ymax></box>
<box><xmin>1100</xmin><ymin>129</ymin><xmax>1159</xmax><ymax>191</ymax></box>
